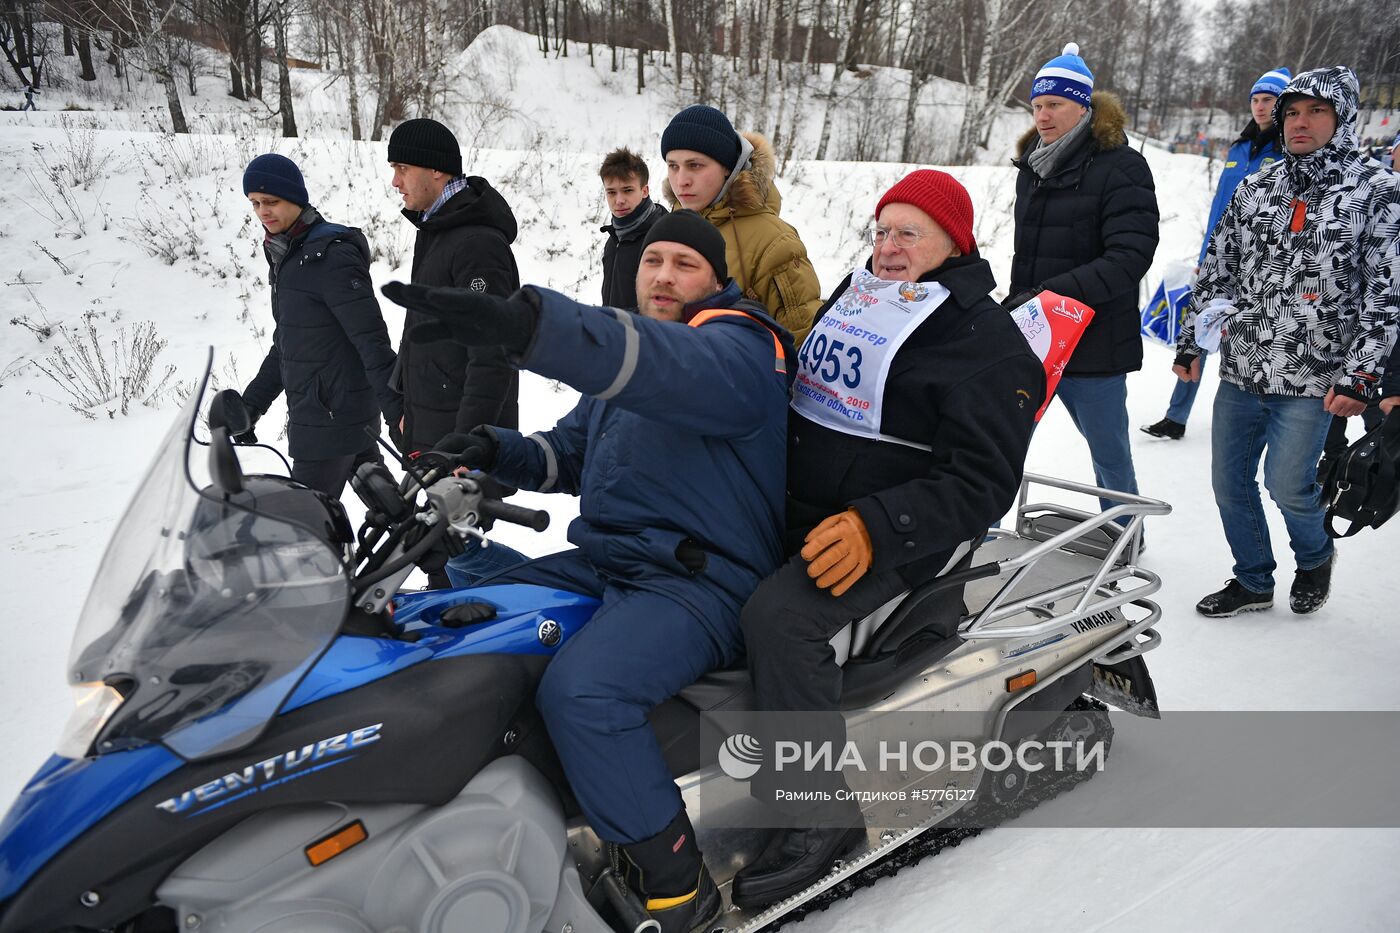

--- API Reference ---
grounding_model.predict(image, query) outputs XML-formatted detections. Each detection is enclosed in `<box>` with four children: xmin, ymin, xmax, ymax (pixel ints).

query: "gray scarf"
<box><xmin>1027</xmin><ymin>107</ymin><xmax>1095</xmax><ymax>179</ymax></box>
<box><xmin>263</xmin><ymin>205</ymin><xmax>322</xmax><ymax>270</ymax></box>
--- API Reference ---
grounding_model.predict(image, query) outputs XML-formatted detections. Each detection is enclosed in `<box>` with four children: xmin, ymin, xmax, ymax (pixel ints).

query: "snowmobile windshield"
<box><xmin>66</xmin><ymin>353</ymin><xmax>349</xmax><ymax>761</ymax></box>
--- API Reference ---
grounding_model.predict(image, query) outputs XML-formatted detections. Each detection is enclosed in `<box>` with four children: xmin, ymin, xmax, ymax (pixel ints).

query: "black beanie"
<box><xmin>642</xmin><ymin>209</ymin><xmax>728</xmax><ymax>283</ymax></box>
<box><xmin>660</xmin><ymin>105</ymin><xmax>741</xmax><ymax>171</ymax></box>
<box><xmin>387</xmin><ymin>118</ymin><xmax>463</xmax><ymax>176</ymax></box>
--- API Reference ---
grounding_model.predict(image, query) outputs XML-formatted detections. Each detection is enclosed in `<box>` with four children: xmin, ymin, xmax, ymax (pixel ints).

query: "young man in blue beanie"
<box><xmin>239</xmin><ymin>153</ymin><xmax>403</xmax><ymax>499</ymax></box>
<box><xmin>388</xmin><ymin>117</ymin><xmax>523</xmax><ymax>587</ymax></box>
<box><xmin>660</xmin><ymin>104</ymin><xmax>823</xmax><ymax>342</ymax></box>
<box><xmin>1009</xmin><ymin>43</ymin><xmax>1159</xmax><ymax>526</ymax></box>
<box><xmin>1142</xmin><ymin>67</ymin><xmax>1289</xmax><ymax>440</ymax></box>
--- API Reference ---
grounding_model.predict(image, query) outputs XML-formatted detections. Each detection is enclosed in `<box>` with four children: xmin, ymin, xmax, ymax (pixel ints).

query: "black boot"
<box><xmin>1140</xmin><ymin>417</ymin><xmax>1186</xmax><ymax>439</ymax></box>
<box><xmin>616</xmin><ymin>809</ymin><xmax>721</xmax><ymax>933</ymax></box>
<box><xmin>1291</xmin><ymin>554</ymin><xmax>1336</xmax><ymax>614</ymax></box>
<box><xmin>730</xmin><ymin>810</ymin><xmax>865</xmax><ymax>910</ymax></box>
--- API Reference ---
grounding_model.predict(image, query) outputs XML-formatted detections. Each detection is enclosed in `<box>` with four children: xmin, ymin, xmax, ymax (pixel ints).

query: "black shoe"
<box><xmin>616</xmin><ymin>809</ymin><xmax>721</xmax><ymax>933</ymax></box>
<box><xmin>1196</xmin><ymin>579</ymin><xmax>1273</xmax><ymax>618</ymax></box>
<box><xmin>1140</xmin><ymin>417</ymin><xmax>1186</xmax><ymax>439</ymax></box>
<box><xmin>730</xmin><ymin>824</ymin><xmax>865</xmax><ymax>909</ymax></box>
<box><xmin>1290</xmin><ymin>554</ymin><xmax>1336</xmax><ymax>614</ymax></box>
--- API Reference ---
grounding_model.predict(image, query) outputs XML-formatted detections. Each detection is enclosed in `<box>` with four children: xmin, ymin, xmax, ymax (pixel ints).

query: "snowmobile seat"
<box><xmin>674</xmin><ymin>535</ymin><xmax>984</xmax><ymax>714</ymax></box>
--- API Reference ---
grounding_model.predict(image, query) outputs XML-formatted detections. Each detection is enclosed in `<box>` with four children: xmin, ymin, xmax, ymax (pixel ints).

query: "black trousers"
<box><xmin>291</xmin><ymin>447</ymin><xmax>381</xmax><ymax>499</ymax></box>
<box><xmin>740</xmin><ymin>555</ymin><xmax>909</xmax><ymax>815</ymax></box>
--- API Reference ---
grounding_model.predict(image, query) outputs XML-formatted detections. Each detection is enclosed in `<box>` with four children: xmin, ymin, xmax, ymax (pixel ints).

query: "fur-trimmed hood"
<box><xmin>1015</xmin><ymin>91</ymin><xmax>1129</xmax><ymax>160</ymax></box>
<box><xmin>663</xmin><ymin>130</ymin><xmax>781</xmax><ymax>217</ymax></box>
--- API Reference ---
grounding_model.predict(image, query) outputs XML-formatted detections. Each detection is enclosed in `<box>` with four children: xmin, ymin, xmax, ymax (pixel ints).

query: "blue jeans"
<box><xmin>1165</xmin><ymin>351</ymin><xmax>1207</xmax><ymax>424</ymax></box>
<box><xmin>1055</xmin><ymin>375</ymin><xmax>1140</xmax><ymax>525</ymax></box>
<box><xmin>1211</xmin><ymin>381</ymin><xmax>1334</xmax><ymax>593</ymax></box>
<box><xmin>444</xmin><ymin>535</ymin><xmax>530</xmax><ymax>588</ymax></box>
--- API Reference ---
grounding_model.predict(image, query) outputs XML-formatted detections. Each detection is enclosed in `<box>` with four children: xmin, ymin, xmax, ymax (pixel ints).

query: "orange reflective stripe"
<box><xmin>687</xmin><ymin>309</ymin><xmax>787</xmax><ymax>374</ymax></box>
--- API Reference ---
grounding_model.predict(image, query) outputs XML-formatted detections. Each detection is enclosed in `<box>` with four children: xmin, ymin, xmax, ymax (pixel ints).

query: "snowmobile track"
<box><xmin>738</xmin><ymin>696</ymin><xmax>1113</xmax><ymax>932</ymax></box>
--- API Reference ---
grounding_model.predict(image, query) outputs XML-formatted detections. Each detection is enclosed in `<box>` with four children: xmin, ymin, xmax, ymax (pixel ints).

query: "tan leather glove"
<box><xmin>800</xmin><ymin>507</ymin><xmax>874</xmax><ymax>597</ymax></box>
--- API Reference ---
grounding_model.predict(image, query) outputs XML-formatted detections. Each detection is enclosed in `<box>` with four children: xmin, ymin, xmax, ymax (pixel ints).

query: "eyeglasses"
<box><xmin>870</xmin><ymin>226</ymin><xmax>928</xmax><ymax>249</ymax></box>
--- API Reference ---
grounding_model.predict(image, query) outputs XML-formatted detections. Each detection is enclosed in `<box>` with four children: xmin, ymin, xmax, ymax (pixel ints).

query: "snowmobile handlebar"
<box><xmin>479</xmin><ymin>498</ymin><xmax>550</xmax><ymax>532</ymax></box>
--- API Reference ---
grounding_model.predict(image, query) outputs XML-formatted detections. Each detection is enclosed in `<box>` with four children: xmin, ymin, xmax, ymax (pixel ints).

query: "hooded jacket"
<box><xmin>1178</xmin><ymin>67</ymin><xmax>1400</xmax><ymax>401</ymax></box>
<box><xmin>1199</xmin><ymin>120</ymin><xmax>1282</xmax><ymax>266</ymax></box>
<box><xmin>787</xmin><ymin>255</ymin><xmax>1045</xmax><ymax>587</ymax></box>
<box><xmin>397</xmin><ymin>176</ymin><xmax>521</xmax><ymax>451</ymax></box>
<box><xmin>1011</xmin><ymin>92</ymin><xmax>1160</xmax><ymax>376</ymax></box>
<box><xmin>243</xmin><ymin>218</ymin><xmax>402</xmax><ymax>460</ymax></box>
<box><xmin>663</xmin><ymin>132</ymin><xmax>823</xmax><ymax>343</ymax></box>
<box><xmin>487</xmin><ymin>281</ymin><xmax>796</xmax><ymax>636</ymax></box>
<box><xmin>600</xmin><ymin>198</ymin><xmax>665</xmax><ymax>310</ymax></box>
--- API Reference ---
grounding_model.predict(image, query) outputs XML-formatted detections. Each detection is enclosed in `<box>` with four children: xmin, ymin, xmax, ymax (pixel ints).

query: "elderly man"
<box><xmin>383</xmin><ymin>210</ymin><xmax>794</xmax><ymax>933</ymax></box>
<box><xmin>731</xmin><ymin>171</ymin><xmax>1045</xmax><ymax>909</ymax></box>
<box><xmin>1175</xmin><ymin>66</ymin><xmax>1400</xmax><ymax>617</ymax></box>
<box><xmin>1008</xmin><ymin>43</ymin><xmax>1159</xmax><ymax>521</ymax></box>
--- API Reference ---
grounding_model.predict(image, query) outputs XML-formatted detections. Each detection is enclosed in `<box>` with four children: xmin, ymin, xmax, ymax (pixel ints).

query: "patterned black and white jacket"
<box><xmin>1178</xmin><ymin>66</ymin><xmax>1400</xmax><ymax>401</ymax></box>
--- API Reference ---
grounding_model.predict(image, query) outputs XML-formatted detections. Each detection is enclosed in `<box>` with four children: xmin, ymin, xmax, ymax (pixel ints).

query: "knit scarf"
<box><xmin>1027</xmin><ymin>107</ymin><xmax>1095</xmax><ymax>180</ymax></box>
<box><xmin>610</xmin><ymin>198</ymin><xmax>659</xmax><ymax>239</ymax></box>
<box><xmin>264</xmin><ymin>205</ymin><xmax>322</xmax><ymax>270</ymax></box>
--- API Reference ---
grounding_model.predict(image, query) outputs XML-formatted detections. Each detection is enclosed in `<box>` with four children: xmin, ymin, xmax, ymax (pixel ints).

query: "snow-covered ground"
<box><xmin>2</xmin><ymin>26</ymin><xmax>1398</xmax><ymax>932</ymax></box>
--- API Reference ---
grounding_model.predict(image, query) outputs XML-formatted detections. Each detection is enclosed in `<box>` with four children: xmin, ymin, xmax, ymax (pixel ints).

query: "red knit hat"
<box><xmin>874</xmin><ymin>170</ymin><xmax>976</xmax><ymax>256</ymax></box>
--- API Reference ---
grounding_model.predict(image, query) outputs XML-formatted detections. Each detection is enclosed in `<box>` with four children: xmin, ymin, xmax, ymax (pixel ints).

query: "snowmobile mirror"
<box><xmin>208</xmin><ymin>426</ymin><xmax>245</xmax><ymax>496</ymax></box>
<box><xmin>209</xmin><ymin>389</ymin><xmax>252</xmax><ymax>437</ymax></box>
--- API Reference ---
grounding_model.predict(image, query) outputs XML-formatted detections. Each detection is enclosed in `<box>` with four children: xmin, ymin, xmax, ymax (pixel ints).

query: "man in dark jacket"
<box><xmin>388</xmin><ymin>118</ymin><xmax>521</xmax><ymax>452</ymax></box>
<box><xmin>731</xmin><ymin>171</ymin><xmax>1045</xmax><ymax>909</ymax></box>
<box><xmin>599</xmin><ymin>147</ymin><xmax>666</xmax><ymax>309</ymax></box>
<box><xmin>381</xmin><ymin>211</ymin><xmax>794</xmax><ymax>933</ymax></box>
<box><xmin>1009</xmin><ymin>43</ymin><xmax>1159</xmax><ymax>521</ymax></box>
<box><xmin>239</xmin><ymin>153</ymin><xmax>402</xmax><ymax>499</ymax></box>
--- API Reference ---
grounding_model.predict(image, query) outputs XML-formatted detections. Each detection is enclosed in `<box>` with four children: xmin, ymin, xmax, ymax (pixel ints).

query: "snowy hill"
<box><xmin>1</xmin><ymin>24</ymin><xmax>1398</xmax><ymax>933</ymax></box>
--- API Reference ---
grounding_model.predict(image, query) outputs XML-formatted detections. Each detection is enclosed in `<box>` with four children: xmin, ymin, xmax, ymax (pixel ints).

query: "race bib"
<box><xmin>791</xmin><ymin>268</ymin><xmax>951</xmax><ymax>449</ymax></box>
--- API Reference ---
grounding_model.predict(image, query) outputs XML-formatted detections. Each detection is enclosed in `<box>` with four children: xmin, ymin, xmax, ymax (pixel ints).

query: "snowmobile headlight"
<box><xmin>56</xmin><ymin>682</ymin><xmax>126</xmax><ymax>759</ymax></box>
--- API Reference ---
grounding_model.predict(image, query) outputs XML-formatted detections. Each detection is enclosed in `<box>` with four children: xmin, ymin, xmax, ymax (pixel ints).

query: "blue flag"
<box><xmin>1141</xmin><ymin>282</ymin><xmax>1192</xmax><ymax>347</ymax></box>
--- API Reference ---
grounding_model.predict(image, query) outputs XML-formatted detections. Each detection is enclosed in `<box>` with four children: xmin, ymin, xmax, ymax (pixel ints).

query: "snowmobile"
<box><xmin>0</xmin><ymin>354</ymin><xmax>1171</xmax><ymax>933</ymax></box>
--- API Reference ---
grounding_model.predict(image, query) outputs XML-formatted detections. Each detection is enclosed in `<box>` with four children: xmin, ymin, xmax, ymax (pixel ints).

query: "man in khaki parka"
<box><xmin>661</xmin><ymin>105</ymin><xmax>823</xmax><ymax>343</ymax></box>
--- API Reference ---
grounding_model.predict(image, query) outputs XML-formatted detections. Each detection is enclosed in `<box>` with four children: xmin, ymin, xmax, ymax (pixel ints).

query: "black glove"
<box><xmin>380</xmin><ymin>281</ymin><xmax>537</xmax><ymax>355</ymax></box>
<box><xmin>231</xmin><ymin>411</ymin><xmax>259</xmax><ymax>446</ymax></box>
<box><xmin>433</xmin><ymin>425</ymin><xmax>501</xmax><ymax>472</ymax></box>
<box><xmin>1001</xmin><ymin>289</ymin><xmax>1039</xmax><ymax>311</ymax></box>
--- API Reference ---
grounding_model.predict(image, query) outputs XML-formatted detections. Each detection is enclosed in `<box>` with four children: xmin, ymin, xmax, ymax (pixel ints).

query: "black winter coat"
<box><xmin>243</xmin><ymin>220</ymin><xmax>402</xmax><ymax>461</ymax></box>
<box><xmin>397</xmin><ymin>177</ymin><xmax>521</xmax><ymax>452</ymax></box>
<box><xmin>1011</xmin><ymin>92</ymin><xmax>1160</xmax><ymax>376</ymax></box>
<box><xmin>787</xmin><ymin>255</ymin><xmax>1046</xmax><ymax>587</ymax></box>
<box><xmin>600</xmin><ymin>199</ymin><xmax>665</xmax><ymax>310</ymax></box>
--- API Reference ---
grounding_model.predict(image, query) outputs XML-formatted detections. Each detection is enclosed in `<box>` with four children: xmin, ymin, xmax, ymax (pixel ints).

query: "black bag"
<box><xmin>1323</xmin><ymin>410</ymin><xmax>1400</xmax><ymax>538</ymax></box>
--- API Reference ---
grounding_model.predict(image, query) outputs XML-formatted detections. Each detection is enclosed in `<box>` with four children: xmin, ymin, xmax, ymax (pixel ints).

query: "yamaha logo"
<box><xmin>537</xmin><ymin>619</ymin><xmax>562</xmax><ymax>647</ymax></box>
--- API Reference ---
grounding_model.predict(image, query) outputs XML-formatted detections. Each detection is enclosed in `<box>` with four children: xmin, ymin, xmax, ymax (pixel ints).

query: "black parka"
<box><xmin>243</xmin><ymin>220</ymin><xmax>402</xmax><ymax>461</ymax></box>
<box><xmin>600</xmin><ymin>199</ymin><xmax>665</xmax><ymax>310</ymax></box>
<box><xmin>1010</xmin><ymin>92</ymin><xmax>1160</xmax><ymax>376</ymax></box>
<box><xmin>397</xmin><ymin>177</ymin><xmax>521</xmax><ymax>451</ymax></box>
<box><xmin>787</xmin><ymin>255</ymin><xmax>1046</xmax><ymax>587</ymax></box>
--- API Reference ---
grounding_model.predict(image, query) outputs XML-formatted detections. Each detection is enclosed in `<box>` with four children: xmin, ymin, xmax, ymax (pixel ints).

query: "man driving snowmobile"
<box><xmin>380</xmin><ymin>209</ymin><xmax>795</xmax><ymax>933</ymax></box>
